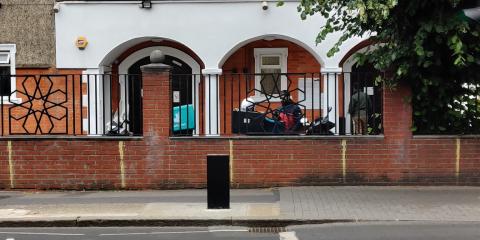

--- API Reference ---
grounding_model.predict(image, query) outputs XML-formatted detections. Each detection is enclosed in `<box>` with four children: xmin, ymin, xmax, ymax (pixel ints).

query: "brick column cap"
<box><xmin>141</xmin><ymin>63</ymin><xmax>171</xmax><ymax>73</ymax></box>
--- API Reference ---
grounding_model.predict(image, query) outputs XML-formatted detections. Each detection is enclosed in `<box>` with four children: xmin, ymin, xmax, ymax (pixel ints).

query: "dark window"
<box><xmin>259</xmin><ymin>55</ymin><xmax>282</xmax><ymax>95</ymax></box>
<box><xmin>0</xmin><ymin>67</ymin><xmax>11</xmax><ymax>96</ymax></box>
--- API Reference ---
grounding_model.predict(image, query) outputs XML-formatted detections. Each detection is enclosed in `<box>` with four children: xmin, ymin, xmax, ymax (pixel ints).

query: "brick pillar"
<box><xmin>383</xmin><ymin>81</ymin><xmax>412</xmax><ymax>139</ymax></box>
<box><xmin>140</xmin><ymin>63</ymin><xmax>172</xmax><ymax>137</ymax></box>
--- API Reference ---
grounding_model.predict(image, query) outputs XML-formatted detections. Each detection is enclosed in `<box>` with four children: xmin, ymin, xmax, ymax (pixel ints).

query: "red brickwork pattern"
<box><xmin>0</xmin><ymin>137</ymin><xmax>478</xmax><ymax>190</ymax></box>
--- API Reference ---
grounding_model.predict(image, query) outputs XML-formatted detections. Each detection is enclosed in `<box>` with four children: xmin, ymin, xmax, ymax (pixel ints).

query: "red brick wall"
<box><xmin>0</xmin><ymin>68</ymin><xmax>479</xmax><ymax>190</ymax></box>
<box><xmin>1</xmin><ymin>137</ymin><xmax>478</xmax><ymax>190</ymax></box>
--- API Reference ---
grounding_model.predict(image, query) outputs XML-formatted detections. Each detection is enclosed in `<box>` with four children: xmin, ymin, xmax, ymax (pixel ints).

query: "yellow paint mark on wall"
<box><xmin>456</xmin><ymin>138</ymin><xmax>461</xmax><ymax>180</ymax></box>
<box><xmin>7</xmin><ymin>141</ymin><xmax>14</xmax><ymax>189</ymax></box>
<box><xmin>229</xmin><ymin>140</ymin><xmax>234</xmax><ymax>184</ymax></box>
<box><xmin>341</xmin><ymin>139</ymin><xmax>347</xmax><ymax>183</ymax></box>
<box><xmin>119</xmin><ymin>141</ymin><xmax>126</xmax><ymax>188</ymax></box>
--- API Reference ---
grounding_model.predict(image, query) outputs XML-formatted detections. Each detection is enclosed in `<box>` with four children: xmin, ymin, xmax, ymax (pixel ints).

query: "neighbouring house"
<box><xmin>0</xmin><ymin>0</ymin><xmax>478</xmax><ymax>190</ymax></box>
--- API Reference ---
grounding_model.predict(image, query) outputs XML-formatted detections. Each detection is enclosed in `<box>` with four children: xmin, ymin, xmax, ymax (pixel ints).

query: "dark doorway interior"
<box><xmin>127</xmin><ymin>55</ymin><xmax>193</xmax><ymax>135</ymax></box>
<box><xmin>350</xmin><ymin>63</ymin><xmax>383</xmax><ymax>134</ymax></box>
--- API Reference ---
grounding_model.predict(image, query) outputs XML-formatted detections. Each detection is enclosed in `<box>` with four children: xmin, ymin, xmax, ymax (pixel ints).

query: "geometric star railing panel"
<box><xmin>243</xmin><ymin>73</ymin><xmax>306</xmax><ymax>134</ymax></box>
<box><xmin>9</xmin><ymin>75</ymin><xmax>68</xmax><ymax>135</ymax></box>
<box><xmin>0</xmin><ymin>73</ymin><xmax>140</xmax><ymax>136</ymax></box>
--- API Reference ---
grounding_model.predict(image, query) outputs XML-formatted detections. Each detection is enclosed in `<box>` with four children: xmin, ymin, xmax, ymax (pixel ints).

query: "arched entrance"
<box><xmin>100</xmin><ymin>41</ymin><xmax>203</xmax><ymax>136</ymax></box>
<box><xmin>217</xmin><ymin>37</ymin><xmax>323</xmax><ymax>134</ymax></box>
<box><xmin>342</xmin><ymin>43</ymin><xmax>383</xmax><ymax>135</ymax></box>
<box><xmin>126</xmin><ymin>55</ymin><xmax>193</xmax><ymax>135</ymax></box>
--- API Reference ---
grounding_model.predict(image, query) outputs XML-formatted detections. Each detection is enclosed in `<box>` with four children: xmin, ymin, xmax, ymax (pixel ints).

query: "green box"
<box><xmin>173</xmin><ymin>104</ymin><xmax>195</xmax><ymax>131</ymax></box>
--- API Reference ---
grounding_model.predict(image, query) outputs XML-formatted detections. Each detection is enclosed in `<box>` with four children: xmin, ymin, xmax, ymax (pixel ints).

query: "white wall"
<box><xmin>55</xmin><ymin>1</ymin><xmax>367</xmax><ymax>70</ymax></box>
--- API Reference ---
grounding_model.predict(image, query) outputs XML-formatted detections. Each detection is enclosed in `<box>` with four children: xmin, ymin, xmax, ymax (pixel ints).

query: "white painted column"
<box><xmin>342</xmin><ymin>59</ymin><xmax>357</xmax><ymax>135</ymax></box>
<box><xmin>82</xmin><ymin>68</ymin><xmax>110</xmax><ymax>135</ymax></box>
<box><xmin>192</xmin><ymin>74</ymin><xmax>201</xmax><ymax>136</ymax></box>
<box><xmin>202</xmin><ymin>68</ymin><xmax>222</xmax><ymax>136</ymax></box>
<box><xmin>82</xmin><ymin>69</ymin><xmax>99</xmax><ymax>135</ymax></box>
<box><xmin>322</xmin><ymin>67</ymin><xmax>342</xmax><ymax>135</ymax></box>
<box><xmin>344</xmin><ymin>73</ymin><xmax>352</xmax><ymax>135</ymax></box>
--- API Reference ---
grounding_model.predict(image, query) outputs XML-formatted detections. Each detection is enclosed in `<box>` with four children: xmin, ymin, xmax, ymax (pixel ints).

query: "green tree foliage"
<box><xmin>281</xmin><ymin>0</ymin><xmax>480</xmax><ymax>134</ymax></box>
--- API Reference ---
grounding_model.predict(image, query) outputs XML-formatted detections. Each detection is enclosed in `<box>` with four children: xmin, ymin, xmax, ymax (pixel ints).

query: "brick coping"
<box><xmin>170</xmin><ymin>135</ymin><xmax>385</xmax><ymax>140</ymax></box>
<box><xmin>0</xmin><ymin>136</ymin><xmax>143</xmax><ymax>141</ymax></box>
<box><xmin>413</xmin><ymin>135</ymin><xmax>480</xmax><ymax>139</ymax></box>
<box><xmin>1</xmin><ymin>135</ymin><xmax>478</xmax><ymax>141</ymax></box>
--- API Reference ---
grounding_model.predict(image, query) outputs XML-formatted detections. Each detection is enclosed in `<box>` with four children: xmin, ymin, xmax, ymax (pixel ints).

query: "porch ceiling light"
<box><xmin>141</xmin><ymin>0</ymin><xmax>152</xmax><ymax>9</ymax></box>
<box><xmin>264</xmin><ymin>36</ymin><xmax>276</xmax><ymax>41</ymax></box>
<box><xmin>262</xmin><ymin>1</ymin><xmax>268</xmax><ymax>10</ymax></box>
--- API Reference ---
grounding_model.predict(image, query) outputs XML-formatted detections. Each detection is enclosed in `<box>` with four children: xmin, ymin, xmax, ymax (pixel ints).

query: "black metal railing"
<box><xmin>0</xmin><ymin>74</ymin><xmax>142</xmax><ymax>136</ymax></box>
<box><xmin>170</xmin><ymin>72</ymin><xmax>384</xmax><ymax>137</ymax></box>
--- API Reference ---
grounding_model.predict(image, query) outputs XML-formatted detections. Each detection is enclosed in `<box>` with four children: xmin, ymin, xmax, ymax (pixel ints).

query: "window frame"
<box><xmin>0</xmin><ymin>44</ymin><xmax>20</xmax><ymax>104</ymax></box>
<box><xmin>253</xmin><ymin>48</ymin><xmax>288</xmax><ymax>102</ymax></box>
<box><xmin>0</xmin><ymin>52</ymin><xmax>11</xmax><ymax>64</ymax></box>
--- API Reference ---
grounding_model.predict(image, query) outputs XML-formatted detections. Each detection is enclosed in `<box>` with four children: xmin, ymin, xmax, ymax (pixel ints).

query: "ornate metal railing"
<box><xmin>0</xmin><ymin>72</ymin><xmax>384</xmax><ymax>137</ymax></box>
<box><xmin>0</xmin><ymin>74</ymin><xmax>142</xmax><ymax>136</ymax></box>
<box><xmin>170</xmin><ymin>72</ymin><xmax>384</xmax><ymax>137</ymax></box>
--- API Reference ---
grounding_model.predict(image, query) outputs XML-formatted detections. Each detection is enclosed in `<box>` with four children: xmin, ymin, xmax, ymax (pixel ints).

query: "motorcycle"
<box><xmin>305</xmin><ymin>107</ymin><xmax>335</xmax><ymax>135</ymax></box>
<box><xmin>239</xmin><ymin>96</ymin><xmax>304</xmax><ymax>135</ymax></box>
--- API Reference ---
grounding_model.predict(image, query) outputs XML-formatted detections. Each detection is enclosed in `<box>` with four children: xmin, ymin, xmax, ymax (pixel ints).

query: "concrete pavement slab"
<box><xmin>0</xmin><ymin>186</ymin><xmax>479</xmax><ymax>226</ymax></box>
<box><xmin>279</xmin><ymin>186</ymin><xmax>480</xmax><ymax>221</ymax></box>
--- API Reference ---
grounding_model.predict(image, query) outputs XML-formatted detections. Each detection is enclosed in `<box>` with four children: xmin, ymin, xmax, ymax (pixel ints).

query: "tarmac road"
<box><xmin>0</xmin><ymin>226</ymin><xmax>276</xmax><ymax>240</ymax></box>
<box><xmin>0</xmin><ymin>222</ymin><xmax>480</xmax><ymax>240</ymax></box>
<box><xmin>291</xmin><ymin>222</ymin><xmax>480</xmax><ymax>240</ymax></box>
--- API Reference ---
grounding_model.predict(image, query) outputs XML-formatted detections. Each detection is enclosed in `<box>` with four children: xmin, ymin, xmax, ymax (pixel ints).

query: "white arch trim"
<box><xmin>118</xmin><ymin>46</ymin><xmax>201</xmax><ymax>74</ymax></box>
<box><xmin>342</xmin><ymin>46</ymin><xmax>373</xmax><ymax>73</ymax></box>
<box><xmin>217</xmin><ymin>34</ymin><xmax>325</xmax><ymax>69</ymax></box>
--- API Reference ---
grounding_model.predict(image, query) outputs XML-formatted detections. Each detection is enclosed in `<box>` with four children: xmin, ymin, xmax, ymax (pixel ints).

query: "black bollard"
<box><xmin>207</xmin><ymin>155</ymin><xmax>230</xmax><ymax>209</ymax></box>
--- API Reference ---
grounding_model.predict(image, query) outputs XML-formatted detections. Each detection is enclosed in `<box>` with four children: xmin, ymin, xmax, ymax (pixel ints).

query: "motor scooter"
<box><xmin>305</xmin><ymin>107</ymin><xmax>335</xmax><ymax>135</ymax></box>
